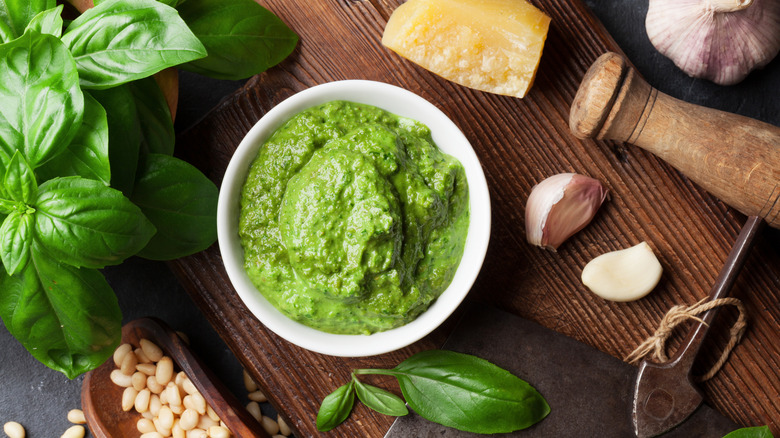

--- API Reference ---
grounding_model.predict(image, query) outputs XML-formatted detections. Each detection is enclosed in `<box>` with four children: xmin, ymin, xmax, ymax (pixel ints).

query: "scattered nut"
<box><xmin>60</xmin><ymin>425</ymin><xmax>85</xmax><ymax>438</ymax></box>
<box><xmin>3</xmin><ymin>421</ymin><xmax>25</xmax><ymax>438</ymax></box>
<box><xmin>67</xmin><ymin>409</ymin><xmax>86</xmax><ymax>424</ymax></box>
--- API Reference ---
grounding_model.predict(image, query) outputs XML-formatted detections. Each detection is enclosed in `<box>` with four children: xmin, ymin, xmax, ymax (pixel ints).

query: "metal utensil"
<box><xmin>632</xmin><ymin>215</ymin><xmax>764</xmax><ymax>437</ymax></box>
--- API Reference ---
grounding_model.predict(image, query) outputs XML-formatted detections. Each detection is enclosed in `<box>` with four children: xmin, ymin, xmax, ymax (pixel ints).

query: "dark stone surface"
<box><xmin>1</xmin><ymin>2</ymin><xmax>777</xmax><ymax>437</ymax></box>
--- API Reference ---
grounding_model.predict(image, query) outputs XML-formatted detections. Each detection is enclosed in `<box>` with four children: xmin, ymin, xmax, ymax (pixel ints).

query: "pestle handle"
<box><xmin>569</xmin><ymin>52</ymin><xmax>780</xmax><ymax>229</ymax></box>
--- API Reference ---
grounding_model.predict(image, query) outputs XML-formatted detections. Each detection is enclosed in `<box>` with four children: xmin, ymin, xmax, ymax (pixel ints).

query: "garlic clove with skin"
<box><xmin>646</xmin><ymin>0</ymin><xmax>780</xmax><ymax>85</ymax></box>
<box><xmin>525</xmin><ymin>173</ymin><xmax>608</xmax><ymax>250</ymax></box>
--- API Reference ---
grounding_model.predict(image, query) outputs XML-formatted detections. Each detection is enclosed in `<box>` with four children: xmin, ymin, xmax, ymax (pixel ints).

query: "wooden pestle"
<box><xmin>569</xmin><ymin>52</ymin><xmax>780</xmax><ymax>229</ymax></box>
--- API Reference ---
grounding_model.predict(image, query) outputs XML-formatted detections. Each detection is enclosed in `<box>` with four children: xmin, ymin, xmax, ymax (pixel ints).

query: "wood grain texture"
<box><xmin>170</xmin><ymin>0</ymin><xmax>780</xmax><ymax>436</ymax></box>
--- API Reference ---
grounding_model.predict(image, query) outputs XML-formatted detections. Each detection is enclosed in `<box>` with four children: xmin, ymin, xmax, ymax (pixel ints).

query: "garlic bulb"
<box><xmin>525</xmin><ymin>173</ymin><xmax>608</xmax><ymax>250</ymax></box>
<box><xmin>646</xmin><ymin>0</ymin><xmax>780</xmax><ymax>85</ymax></box>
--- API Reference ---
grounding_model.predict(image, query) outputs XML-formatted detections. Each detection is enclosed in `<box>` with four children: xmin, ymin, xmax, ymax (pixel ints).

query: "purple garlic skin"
<box><xmin>646</xmin><ymin>0</ymin><xmax>780</xmax><ymax>85</ymax></box>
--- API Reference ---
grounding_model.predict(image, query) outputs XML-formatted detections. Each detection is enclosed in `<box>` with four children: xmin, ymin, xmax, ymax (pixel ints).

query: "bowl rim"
<box><xmin>217</xmin><ymin>79</ymin><xmax>491</xmax><ymax>357</ymax></box>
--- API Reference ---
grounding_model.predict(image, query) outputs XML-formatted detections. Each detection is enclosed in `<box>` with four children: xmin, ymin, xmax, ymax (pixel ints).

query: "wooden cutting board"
<box><xmin>170</xmin><ymin>0</ymin><xmax>780</xmax><ymax>436</ymax></box>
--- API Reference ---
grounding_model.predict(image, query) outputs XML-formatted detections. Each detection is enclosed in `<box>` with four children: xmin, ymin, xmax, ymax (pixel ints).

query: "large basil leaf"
<box><xmin>61</xmin><ymin>0</ymin><xmax>206</xmax><ymax>89</ymax></box>
<box><xmin>390</xmin><ymin>350</ymin><xmax>550</xmax><ymax>434</ymax></box>
<box><xmin>132</xmin><ymin>154</ymin><xmax>217</xmax><ymax>260</ymax></box>
<box><xmin>0</xmin><ymin>242</ymin><xmax>121</xmax><ymax>379</ymax></box>
<box><xmin>128</xmin><ymin>77</ymin><xmax>175</xmax><ymax>156</ymax></box>
<box><xmin>723</xmin><ymin>426</ymin><xmax>774</xmax><ymax>438</ymax></box>
<box><xmin>24</xmin><ymin>4</ymin><xmax>63</xmax><ymax>38</ymax></box>
<box><xmin>0</xmin><ymin>30</ymin><xmax>84</xmax><ymax>168</ymax></box>
<box><xmin>89</xmin><ymin>86</ymin><xmax>141</xmax><ymax>196</ymax></box>
<box><xmin>177</xmin><ymin>0</ymin><xmax>297</xmax><ymax>80</ymax></box>
<box><xmin>36</xmin><ymin>93</ymin><xmax>111</xmax><ymax>185</ymax></box>
<box><xmin>316</xmin><ymin>381</ymin><xmax>355</xmax><ymax>432</ymax></box>
<box><xmin>0</xmin><ymin>0</ymin><xmax>54</xmax><ymax>38</ymax></box>
<box><xmin>34</xmin><ymin>176</ymin><xmax>156</xmax><ymax>268</ymax></box>
<box><xmin>0</xmin><ymin>211</ymin><xmax>33</xmax><ymax>275</ymax></box>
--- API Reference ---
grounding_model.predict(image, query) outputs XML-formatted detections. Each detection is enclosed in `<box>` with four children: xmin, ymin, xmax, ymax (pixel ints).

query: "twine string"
<box><xmin>625</xmin><ymin>297</ymin><xmax>747</xmax><ymax>382</ymax></box>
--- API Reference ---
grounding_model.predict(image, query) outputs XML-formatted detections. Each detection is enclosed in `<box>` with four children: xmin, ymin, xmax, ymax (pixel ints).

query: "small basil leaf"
<box><xmin>0</xmin><ymin>211</ymin><xmax>32</xmax><ymax>275</ymax></box>
<box><xmin>34</xmin><ymin>176</ymin><xmax>156</xmax><ymax>268</ymax></box>
<box><xmin>0</xmin><ymin>30</ymin><xmax>84</xmax><ymax>167</ymax></box>
<box><xmin>723</xmin><ymin>426</ymin><xmax>774</xmax><ymax>438</ymax></box>
<box><xmin>391</xmin><ymin>350</ymin><xmax>550</xmax><ymax>434</ymax></box>
<box><xmin>89</xmin><ymin>86</ymin><xmax>141</xmax><ymax>196</ymax></box>
<box><xmin>128</xmin><ymin>77</ymin><xmax>175</xmax><ymax>156</ymax></box>
<box><xmin>36</xmin><ymin>92</ymin><xmax>110</xmax><ymax>185</ymax></box>
<box><xmin>0</xmin><ymin>242</ymin><xmax>122</xmax><ymax>379</ymax></box>
<box><xmin>0</xmin><ymin>0</ymin><xmax>55</xmax><ymax>38</ymax></box>
<box><xmin>0</xmin><ymin>198</ymin><xmax>14</xmax><ymax>214</ymax></box>
<box><xmin>132</xmin><ymin>154</ymin><xmax>217</xmax><ymax>260</ymax></box>
<box><xmin>353</xmin><ymin>377</ymin><xmax>409</xmax><ymax>417</ymax></box>
<box><xmin>316</xmin><ymin>380</ymin><xmax>355</xmax><ymax>432</ymax></box>
<box><xmin>24</xmin><ymin>4</ymin><xmax>63</xmax><ymax>37</ymax></box>
<box><xmin>4</xmin><ymin>152</ymin><xmax>37</xmax><ymax>203</ymax></box>
<box><xmin>61</xmin><ymin>0</ymin><xmax>206</xmax><ymax>89</ymax></box>
<box><xmin>177</xmin><ymin>0</ymin><xmax>298</xmax><ymax>80</ymax></box>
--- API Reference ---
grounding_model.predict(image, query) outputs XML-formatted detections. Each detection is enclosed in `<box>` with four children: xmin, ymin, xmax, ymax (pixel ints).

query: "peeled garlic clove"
<box><xmin>525</xmin><ymin>173</ymin><xmax>608</xmax><ymax>250</ymax></box>
<box><xmin>581</xmin><ymin>242</ymin><xmax>663</xmax><ymax>302</ymax></box>
<box><xmin>646</xmin><ymin>0</ymin><xmax>780</xmax><ymax>85</ymax></box>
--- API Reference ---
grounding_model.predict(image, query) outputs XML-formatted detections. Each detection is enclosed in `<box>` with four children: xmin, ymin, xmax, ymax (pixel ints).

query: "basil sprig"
<box><xmin>317</xmin><ymin>350</ymin><xmax>550</xmax><ymax>434</ymax></box>
<box><xmin>0</xmin><ymin>0</ymin><xmax>297</xmax><ymax>378</ymax></box>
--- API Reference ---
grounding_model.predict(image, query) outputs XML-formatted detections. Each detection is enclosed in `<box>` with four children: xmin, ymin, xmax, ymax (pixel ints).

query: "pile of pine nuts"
<box><xmin>242</xmin><ymin>369</ymin><xmax>292</xmax><ymax>438</ymax></box>
<box><xmin>110</xmin><ymin>338</ymin><xmax>233</xmax><ymax>438</ymax></box>
<box><xmin>3</xmin><ymin>409</ymin><xmax>87</xmax><ymax>438</ymax></box>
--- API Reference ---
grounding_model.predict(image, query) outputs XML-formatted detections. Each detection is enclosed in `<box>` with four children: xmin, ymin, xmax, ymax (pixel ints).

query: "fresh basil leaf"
<box><xmin>36</xmin><ymin>93</ymin><xmax>111</xmax><ymax>185</ymax></box>
<box><xmin>0</xmin><ymin>242</ymin><xmax>122</xmax><ymax>379</ymax></box>
<box><xmin>94</xmin><ymin>0</ymin><xmax>187</xmax><ymax>5</ymax></box>
<box><xmin>0</xmin><ymin>0</ymin><xmax>54</xmax><ymax>38</ymax></box>
<box><xmin>0</xmin><ymin>211</ymin><xmax>32</xmax><ymax>275</ymax></box>
<box><xmin>24</xmin><ymin>4</ymin><xmax>63</xmax><ymax>37</ymax></box>
<box><xmin>389</xmin><ymin>350</ymin><xmax>550</xmax><ymax>434</ymax></box>
<box><xmin>723</xmin><ymin>426</ymin><xmax>774</xmax><ymax>438</ymax></box>
<box><xmin>0</xmin><ymin>198</ymin><xmax>13</xmax><ymax>214</ymax></box>
<box><xmin>0</xmin><ymin>30</ymin><xmax>84</xmax><ymax>168</ymax></box>
<box><xmin>61</xmin><ymin>0</ymin><xmax>206</xmax><ymax>89</ymax></box>
<box><xmin>131</xmin><ymin>154</ymin><xmax>217</xmax><ymax>260</ymax></box>
<box><xmin>89</xmin><ymin>86</ymin><xmax>141</xmax><ymax>196</ymax></box>
<box><xmin>316</xmin><ymin>380</ymin><xmax>355</xmax><ymax>432</ymax></box>
<box><xmin>4</xmin><ymin>152</ymin><xmax>37</xmax><ymax>203</ymax></box>
<box><xmin>34</xmin><ymin>176</ymin><xmax>156</xmax><ymax>268</ymax></box>
<box><xmin>128</xmin><ymin>77</ymin><xmax>175</xmax><ymax>156</ymax></box>
<box><xmin>353</xmin><ymin>377</ymin><xmax>408</xmax><ymax>417</ymax></box>
<box><xmin>0</xmin><ymin>15</ymin><xmax>14</xmax><ymax>42</ymax></box>
<box><xmin>177</xmin><ymin>0</ymin><xmax>297</xmax><ymax>80</ymax></box>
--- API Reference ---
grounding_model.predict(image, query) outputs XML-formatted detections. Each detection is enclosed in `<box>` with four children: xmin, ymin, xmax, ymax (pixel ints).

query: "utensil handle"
<box><xmin>569</xmin><ymin>52</ymin><xmax>780</xmax><ymax>229</ymax></box>
<box><xmin>669</xmin><ymin>215</ymin><xmax>764</xmax><ymax>370</ymax></box>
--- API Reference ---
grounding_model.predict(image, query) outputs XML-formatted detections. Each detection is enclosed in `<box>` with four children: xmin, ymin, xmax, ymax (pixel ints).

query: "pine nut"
<box><xmin>135</xmin><ymin>347</ymin><xmax>152</xmax><ymax>364</ymax></box>
<box><xmin>67</xmin><ymin>409</ymin><xmax>86</xmax><ymax>424</ymax></box>
<box><xmin>113</xmin><ymin>343</ymin><xmax>133</xmax><ymax>367</ymax></box>
<box><xmin>110</xmin><ymin>369</ymin><xmax>133</xmax><ymax>387</ymax></box>
<box><xmin>140</xmin><ymin>339</ymin><xmax>164</xmax><ymax>362</ymax></box>
<box><xmin>153</xmin><ymin>417</ymin><xmax>171</xmax><ymax>437</ymax></box>
<box><xmin>135</xmin><ymin>388</ymin><xmax>152</xmax><ymax>413</ymax></box>
<box><xmin>149</xmin><ymin>394</ymin><xmax>162</xmax><ymax>417</ymax></box>
<box><xmin>246</xmin><ymin>401</ymin><xmax>262</xmax><ymax>422</ymax></box>
<box><xmin>158</xmin><ymin>406</ymin><xmax>175</xmax><ymax>430</ymax></box>
<box><xmin>278</xmin><ymin>416</ymin><xmax>291</xmax><ymax>436</ymax></box>
<box><xmin>147</xmin><ymin>375</ymin><xmax>164</xmax><ymax>394</ymax></box>
<box><xmin>206</xmin><ymin>405</ymin><xmax>220</xmax><ymax>422</ymax></box>
<box><xmin>181</xmin><ymin>377</ymin><xmax>198</xmax><ymax>395</ymax></box>
<box><xmin>132</xmin><ymin>371</ymin><xmax>147</xmax><ymax>391</ymax></box>
<box><xmin>174</xmin><ymin>371</ymin><xmax>187</xmax><ymax>386</ymax></box>
<box><xmin>61</xmin><ymin>425</ymin><xmax>85</xmax><ymax>438</ymax></box>
<box><xmin>190</xmin><ymin>393</ymin><xmax>206</xmax><ymax>415</ymax></box>
<box><xmin>156</xmin><ymin>356</ymin><xmax>174</xmax><ymax>386</ymax></box>
<box><xmin>170</xmin><ymin>403</ymin><xmax>184</xmax><ymax>415</ymax></box>
<box><xmin>140</xmin><ymin>433</ymin><xmax>163</xmax><ymax>438</ymax></box>
<box><xmin>208</xmin><ymin>426</ymin><xmax>230</xmax><ymax>438</ymax></box>
<box><xmin>247</xmin><ymin>390</ymin><xmax>267</xmax><ymax>403</ymax></box>
<box><xmin>137</xmin><ymin>418</ymin><xmax>156</xmax><ymax>434</ymax></box>
<box><xmin>243</xmin><ymin>369</ymin><xmax>258</xmax><ymax>392</ymax></box>
<box><xmin>172</xmin><ymin>423</ymin><xmax>185</xmax><ymax>438</ymax></box>
<box><xmin>120</xmin><ymin>350</ymin><xmax>138</xmax><ymax>375</ymax></box>
<box><xmin>261</xmin><ymin>416</ymin><xmax>280</xmax><ymax>435</ymax></box>
<box><xmin>166</xmin><ymin>382</ymin><xmax>182</xmax><ymax>406</ymax></box>
<box><xmin>196</xmin><ymin>414</ymin><xmax>217</xmax><ymax>430</ymax></box>
<box><xmin>122</xmin><ymin>387</ymin><xmax>139</xmax><ymax>412</ymax></box>
<box><xmin>179</xmin><ymin>409</ymin><xmax>199</xmax><ymax>431</ymax></box>
<box><xmin>3</xmin><ymin>421</ymin><xmax>25</xmax><ymax>438</ymax></box>
<box><xmin>137</xmin><ymin>363</ymin><xmax>157</xmax><ymax>375</ymax></box>
<box><xmin>185</xmin><ymin>429</ymin><xmax>206</xmax><ymax>438</ymax></box>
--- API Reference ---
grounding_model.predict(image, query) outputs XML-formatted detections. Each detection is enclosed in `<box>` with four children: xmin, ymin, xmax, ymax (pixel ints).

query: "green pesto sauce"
<box><xmin>238</xmin><ymin>101</ymin><xmax>469</xmax><ymax>335</ymax></box>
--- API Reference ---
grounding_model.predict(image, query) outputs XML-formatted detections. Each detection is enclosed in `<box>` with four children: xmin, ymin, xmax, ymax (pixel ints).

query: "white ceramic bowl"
<box><xmin>218</xmin><ymin>80</ymin><xmax>491</xmax><ymax>357</ymax></box>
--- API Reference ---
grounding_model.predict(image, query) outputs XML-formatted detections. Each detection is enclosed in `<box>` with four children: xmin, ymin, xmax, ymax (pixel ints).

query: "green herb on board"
<box><xmin>723</xmin><ymin>426</ymin><xmax>775</xmax><ymax>438</ymax></box>
<box><xmin>0</xmin><ymin>0</ymin><xmax>297</xmax><ymax>378</ymax></box>
<box><xmin>316</xmin><ymin>350</ymin><xmax>550</xmax><ymax>434</ymax></box>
